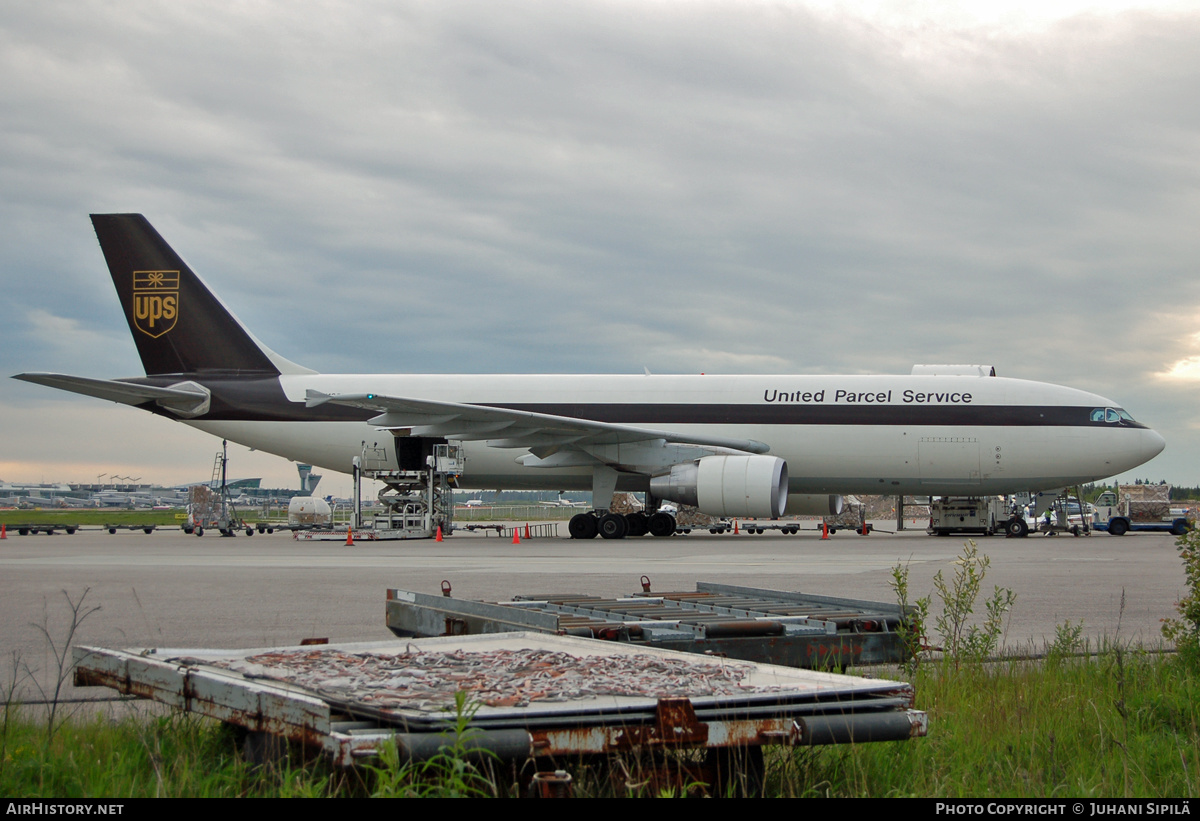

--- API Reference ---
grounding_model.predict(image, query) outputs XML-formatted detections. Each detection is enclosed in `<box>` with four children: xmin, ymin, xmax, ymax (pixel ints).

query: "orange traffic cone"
<box><xmin>524</xmin><ymin>523</ymin><xmax>531</xmax><ymax>539</ymax></box>
<box><xmin>435</xmin><ymin>526</ymin><xmax>443</xmax><ymax>542</ymax></box>
<box><xmin>1</xmin><ymin>524</ymin><xmax>6</xmax><ymax>539</ymax></box>
<box><xmin>734</xmin><ymin>520</ymin><xmax>739</xmax><ymax>535</ymax></box>
<box><xmin>821</xmin><ymin>522</ymin><xmax>830</xmax><ymax>540</ymax></box>
<box><xmin>345</xmin><ymin>528</ymin><xmax>354</xmax><ymax>546</ymax></box>
<box><xmin>512</xmin><ymin>527</ymin><xmax>521</xmax><ymax>545</ymax></box>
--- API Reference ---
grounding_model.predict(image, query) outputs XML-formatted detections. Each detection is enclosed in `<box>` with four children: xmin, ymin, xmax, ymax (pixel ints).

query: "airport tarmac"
<box><xmin>0</xmin><ymin>522</ymin><xmax>1188</xmax><ymax>701</ymax></box>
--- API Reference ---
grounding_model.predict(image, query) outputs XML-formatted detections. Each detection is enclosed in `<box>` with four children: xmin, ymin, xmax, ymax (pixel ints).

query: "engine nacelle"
<box><xmin>650</xmin><ymin>455</ymin><xmax>788</xmax><ymax>519</ymax></box>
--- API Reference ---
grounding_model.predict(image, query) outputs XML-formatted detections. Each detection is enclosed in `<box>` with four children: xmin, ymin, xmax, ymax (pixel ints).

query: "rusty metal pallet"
<box><xmin>386</xmin><ymin>581</ymin><xmax>911</xmax><ymax>669</ymax></box>
<box><xmin>74</xmin><ymin>634</ymin><xmax>925</xmax><ymax>770</ymax></box>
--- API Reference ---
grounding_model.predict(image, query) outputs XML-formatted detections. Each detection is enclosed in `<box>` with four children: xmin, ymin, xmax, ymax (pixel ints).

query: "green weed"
<box><xmin>892</xmin><ymin>541</ymin><xmax>1017</xmax><ymax>668</ymax></box>
<box><xmin>1162</xmin><ymin>528</ymin><xmax>1200</xmax><ymax>666</ymax></box>
<box><xmin>1047</xmin><ymin>620</ymin><xmax>1086</xmax><ymax>661</ymax></box>
<box><xmin>890</xmin><ymin>559</ymin><xmax>931</xmax><ymax>673</ymax></box>
<box><xmin>931</xmin><ymin>541</ymin><xmax>1017</xmax><ymax>663</ymax></box>
<box><xmin>24</xmin><ymin>589</ymin><xmax>101</xmax><ymax>744</ymax></box>
<box><xmin>366</xmin><ymin>691</ymin><xmax>498</xmax><ymax>798</ymax></box>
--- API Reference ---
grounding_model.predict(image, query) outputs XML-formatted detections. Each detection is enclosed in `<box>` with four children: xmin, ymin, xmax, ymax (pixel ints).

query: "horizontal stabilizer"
<box><xmin>14</xmin><ymin>373</ymin><xmax>210</xmax><ymax>416</ymax></box>
<box><xmin>305</xmin><ymin>390</ymin><xmax>771</xmax><ymax>453</ymax></box>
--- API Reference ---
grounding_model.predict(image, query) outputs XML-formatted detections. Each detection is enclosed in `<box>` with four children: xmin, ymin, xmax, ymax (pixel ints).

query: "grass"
<box><xmin>2</xmin><ymin>710</ymin><xmax>354</xmax><ymax>798</ymax></box>
<box><xmin>781</xmin><ymin>646</ymin><xmax>1200</xmax><ymax>798</ymax></box>
<box><xmin>0</xmin><ymin>510</ymin><xmax>186</xmax><ymax>527</ymax></box>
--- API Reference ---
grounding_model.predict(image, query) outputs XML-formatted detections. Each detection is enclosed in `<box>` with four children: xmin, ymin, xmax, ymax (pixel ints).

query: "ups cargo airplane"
<box><xmin>15</xmin><ymin>215</ymin><xmax>1165</xmax><ymax>539</ymax></box>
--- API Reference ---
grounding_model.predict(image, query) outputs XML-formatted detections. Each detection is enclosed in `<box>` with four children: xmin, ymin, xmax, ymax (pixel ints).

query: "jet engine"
<box><xmin>650</xmin><ymin>454</ymin><xmax>788</xmax><ymax>519</ymax></box>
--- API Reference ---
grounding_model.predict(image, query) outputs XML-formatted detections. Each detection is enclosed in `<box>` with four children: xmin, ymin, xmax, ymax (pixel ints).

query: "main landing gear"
<box><xmin>569</xmin><ymin>510</ymin><xmax>676</xmax><ymax>539</ymax></box>
<box><xmin>572</xmin><ymin>466</ymin><xmax>676</xmax><ymax>539</ymax></box>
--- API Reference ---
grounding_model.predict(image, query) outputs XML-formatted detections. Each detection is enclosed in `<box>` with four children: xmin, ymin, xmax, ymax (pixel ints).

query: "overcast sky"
<box><xmin>2</xmin><ymin>0</ymin><xmax>1198</xmax><ymax>496</ymax></box>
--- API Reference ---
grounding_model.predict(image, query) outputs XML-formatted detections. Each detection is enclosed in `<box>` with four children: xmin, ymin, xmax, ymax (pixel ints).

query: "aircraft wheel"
<box><xmin>625</xmin><ymin>512</ymin><xmax>649</xmax><ymax>537</ymax></box>
<box><xmin>648</xmin><ymin>512</ymin><xmax>676</xmax><ymax>538</ymax></box>
<box><xmin>1005</xmin><ymin>518</ymin><xmax>1028</xmax><ymax>538</ymax></box>
<box><xmin>598</xmin><ymin>513</ymin><xmax>628</xmax><ymax>540</ymax></box>
<box><xmin>1108</xmin><ymin>519</ymin><xmax>1129</xmax><ymax>537</ymax></box>
<box><xmin>195</xmin><ymin>526</ymin><xmax>204</xmax><ymax>537</ymax></box>
<box><xmin>568</xmin><ymin>513</ymin><xmax>598</xmax><ymax>540</ymax></box>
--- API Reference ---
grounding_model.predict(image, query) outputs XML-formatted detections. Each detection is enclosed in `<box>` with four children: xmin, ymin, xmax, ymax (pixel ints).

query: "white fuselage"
<box><xmin>183</xmin><ymin>372</ymin><xmax>1165</xmax><ymax>500</ymax></box>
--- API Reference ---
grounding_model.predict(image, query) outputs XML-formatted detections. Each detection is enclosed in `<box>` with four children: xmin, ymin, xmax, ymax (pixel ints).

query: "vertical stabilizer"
<box><xmin>90</xmin><ymin>214</ymin><xmax>313</xmax><ymax>377</ymax></box>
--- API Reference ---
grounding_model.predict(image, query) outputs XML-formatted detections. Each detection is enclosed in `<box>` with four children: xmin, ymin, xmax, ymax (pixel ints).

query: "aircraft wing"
<box><xmin>305</xmin><ymin>390</ymin><xmax>770</xmax><ymax>454</ymax></box>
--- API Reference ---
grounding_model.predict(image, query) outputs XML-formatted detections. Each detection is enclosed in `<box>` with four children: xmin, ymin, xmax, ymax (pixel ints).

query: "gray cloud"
<box><xmin>2</xmin><ymin>1</ymin><xmax>1198</xmax><ymax>490</ymax></box>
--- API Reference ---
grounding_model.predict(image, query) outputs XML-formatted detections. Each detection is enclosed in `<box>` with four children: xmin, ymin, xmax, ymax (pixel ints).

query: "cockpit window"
<box><xmin>1090</xmin><ymin>407</ymin><xmax>1138</xmax><ymax>424</ymax></box>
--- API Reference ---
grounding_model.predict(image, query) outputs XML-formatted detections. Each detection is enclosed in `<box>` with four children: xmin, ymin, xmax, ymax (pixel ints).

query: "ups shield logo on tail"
<box><xmin>132</xmin><ymin>271</ymin><xmax>179</xmax><ymax>338</ymax></box>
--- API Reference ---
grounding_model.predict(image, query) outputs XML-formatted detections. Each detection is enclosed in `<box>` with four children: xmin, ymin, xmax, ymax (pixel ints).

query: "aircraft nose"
<box><xmin>1104</xmin><ymin>426</ymin><xmax>1166</xmax><ymax>476</ymax></box>
<box><xmin>1142</xmin><ymin>427</ymin><xmax>1167</xmax><ymax>461</ymax></box>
